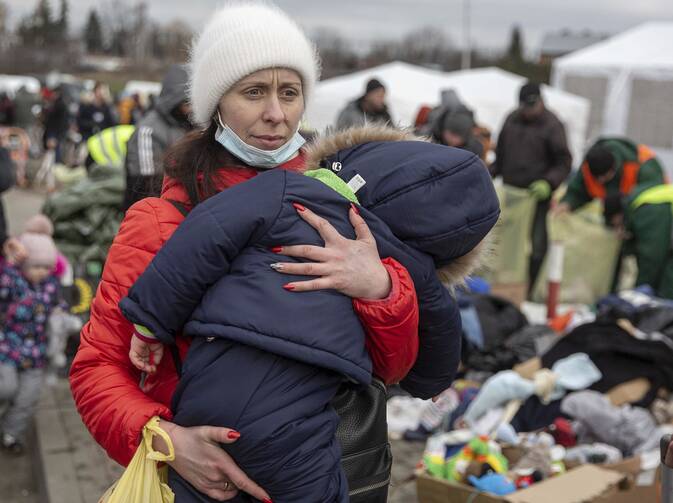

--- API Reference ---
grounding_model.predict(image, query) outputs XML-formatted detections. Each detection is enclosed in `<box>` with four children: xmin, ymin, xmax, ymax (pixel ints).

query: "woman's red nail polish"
<box><xmin>350</xmin><ymin>203</ymin><xmax>360</xmax><ymax>215</ymax></box>
<box><xmin>283</xmin><ymin>284</ymin><xmax>295</xmax><ymax>291</ymax></box>
<box><xmin>292</xmin><ymin>202</ymin><xmax>306</xmax><ymax>212</ymax></box>
<box><xmin>270</xmin><ymin>246</ymin><xmax>282</xmax><ymax>253</ymax></box>
<box><xmin>263</xmin><ymin>499</ymin><xmax>273</xmax><ymax>503</ymax></box>
<box><xmin>227</xmin><ymin>430</ymin><xmax>241</xmax><ymax>439</ymax></box>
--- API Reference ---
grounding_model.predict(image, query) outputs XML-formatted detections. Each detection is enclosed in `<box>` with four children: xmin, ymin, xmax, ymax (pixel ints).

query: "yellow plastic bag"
<box><xmin>99</xmin><ymin>416</ymin><xmax>175</xmax><ymax>503</ymax></box>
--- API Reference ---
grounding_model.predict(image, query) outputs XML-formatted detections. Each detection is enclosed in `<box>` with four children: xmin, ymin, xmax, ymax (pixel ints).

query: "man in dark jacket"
<box><xmin>490</xmin><ymin>82</ymin><xmax>572</xmax><ymax>293</ymax></box>
<box><xmin>42</xmin><ymin>87</ymin><xmax>71</xmax><ymax>164</ymax></box>
<box><xmin>76</xmin><ymin>82</ymin><xmax>116</xmax><ymax>141</ymax></box>
<box><xmin>603</xmin><ymin>185</ymin><xmax>673</xmax><ymax>299</ymax></box>
<box><xmin>123</xmin><ymin>65</ymin><xmax>192</xmax><ymax>211</ymax></box>
<box><xmin>335</xmin><ymin>78</ymin><xmax>394</xmax><ymax>130</ymax></box>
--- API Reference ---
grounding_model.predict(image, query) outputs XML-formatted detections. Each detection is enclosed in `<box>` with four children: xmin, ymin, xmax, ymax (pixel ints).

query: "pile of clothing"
<box><xmin>388</xmin><ymin>284</ymin><xmax>673</xmax><ymax>497</ymax></box>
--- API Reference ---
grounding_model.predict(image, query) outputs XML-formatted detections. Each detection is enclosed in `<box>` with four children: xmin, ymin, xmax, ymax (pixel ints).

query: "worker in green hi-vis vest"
<box><xmin>604</xmin><ymin>184</ymin><xmax>673</xmax><ymax>299</ymax></box>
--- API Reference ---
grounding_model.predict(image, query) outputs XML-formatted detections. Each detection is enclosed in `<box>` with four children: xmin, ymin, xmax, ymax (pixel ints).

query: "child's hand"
<box><xmin>129</xmin><ymin>333</ymin><xmax>164</xmax><ymax>373</ymax></box>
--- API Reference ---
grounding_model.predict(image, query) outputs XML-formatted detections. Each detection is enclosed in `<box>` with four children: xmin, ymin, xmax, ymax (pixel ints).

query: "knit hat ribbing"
<box><xmin>189</xmin><ymin>2</ymin><xmax>321</xmax><ymax>126</ymax></box>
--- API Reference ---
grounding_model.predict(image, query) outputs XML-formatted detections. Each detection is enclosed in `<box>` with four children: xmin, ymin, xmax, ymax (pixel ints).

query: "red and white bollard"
<box><xmin>546</xmin><ymin>241</ymin><xmax>565</xmax><ymax>321</ymax></box>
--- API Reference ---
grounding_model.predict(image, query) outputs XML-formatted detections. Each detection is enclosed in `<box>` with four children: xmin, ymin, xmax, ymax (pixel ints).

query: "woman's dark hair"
<box><xmin>163</xmin><ymin>119</ymin><xmax>248</xmax><ymax>205</ymax></box>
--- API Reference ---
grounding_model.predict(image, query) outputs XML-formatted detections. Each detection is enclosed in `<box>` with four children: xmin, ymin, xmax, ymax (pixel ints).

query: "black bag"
<box><xmin>166</xmin><ymin>199</ymin><xmax>392</xmax><ymax>501</ymax></box>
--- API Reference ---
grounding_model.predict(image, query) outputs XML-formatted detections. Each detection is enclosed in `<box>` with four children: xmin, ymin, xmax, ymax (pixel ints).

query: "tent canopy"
<box><xmin>307</xmin><ymin>62</ymin><xmax>590</xmax><ymax>165</ymax></box>
<box><xmin>553</xmin><ymin>22</ymin><xmax>673</xmax><ymax>72</ymax></box>
<box><xmin>552</xmin><ymin>23</ymin><xmax>673</xmax><ymax>172</ymax></box>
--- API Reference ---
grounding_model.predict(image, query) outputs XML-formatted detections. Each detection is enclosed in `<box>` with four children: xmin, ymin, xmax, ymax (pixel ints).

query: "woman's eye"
<box><xmin>246</xmin><ymin>88</ymin><xmax>262</xmax><ymax>97</ymax></box>
<box><xmin>281</xmin><ymin>89</ymin><xmax>299</xmax><ymax>99</ymax></box>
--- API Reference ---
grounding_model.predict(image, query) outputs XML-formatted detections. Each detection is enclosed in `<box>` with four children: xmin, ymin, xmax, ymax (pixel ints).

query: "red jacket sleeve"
<box><xmin>69</xmin><ymin>199</ymin><xmax>178</xmax><ymax>466</ymax></box>
<box><xmin>353</xmin><ymin>257</ymin><xmax>419</xmax><ymax>385</ymax></box>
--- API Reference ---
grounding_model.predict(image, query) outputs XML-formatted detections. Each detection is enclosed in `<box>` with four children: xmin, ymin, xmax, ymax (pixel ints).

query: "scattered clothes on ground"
<box><xmin>546</xmin><ymin>418</ymin><xmax>577</xmax><ymax>447</ymax></box>
<box><xmin>542</xmin><ymin>321</ymin><xmax>673</xmax><ymax>407</ymax></box>
<box><xmin>651</xmin><ymin>396</ymin><xmax>673</xmax><ymax>424</ymax></box>
<box><xmin>561</xmin><ymin>390</ymin><xmax>658</xmax><ymax>456</ymax></box>
<box><xmin>511</xmin><ymin>395</ymin><xmax>565</xmax><ymax>432</ymax></box>
<box><xmin>387</xmin><ymin>396</ymin><xmax>427</xmax><ymax>438</ymax></box>
<box><xmin>564</xmin><ymin>443</ymin><xmax>623</xmax><ymax>465</ymax></box>
<box><xmin>463</xmin><ymin>295</ymin><xmax>529</xmax><ymax>372</ymax></box>
<box><xmin>464</xmin><ymin>353</ymin><xmax>601</xmax><ymax>428</ymax></box>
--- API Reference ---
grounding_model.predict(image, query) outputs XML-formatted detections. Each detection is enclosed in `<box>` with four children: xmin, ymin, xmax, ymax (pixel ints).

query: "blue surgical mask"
<box><xmin>214</xmin><ymin>111</ymin><xmax>305</xmax><ymax>169</ymax></box>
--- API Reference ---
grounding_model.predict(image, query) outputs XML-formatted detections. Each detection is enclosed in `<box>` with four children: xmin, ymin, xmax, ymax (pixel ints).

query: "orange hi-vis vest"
<box><xmin>581</xmin><ymin>144</ymin><xmax>657</xmax><ymax>200</ymax></box>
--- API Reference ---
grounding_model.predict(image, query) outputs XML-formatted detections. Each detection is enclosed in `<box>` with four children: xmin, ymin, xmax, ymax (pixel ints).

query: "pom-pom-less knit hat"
<box><xmin>189</xmin><ymin>2</ymin><xmax>321</xmax><ymax>126</ymax></box>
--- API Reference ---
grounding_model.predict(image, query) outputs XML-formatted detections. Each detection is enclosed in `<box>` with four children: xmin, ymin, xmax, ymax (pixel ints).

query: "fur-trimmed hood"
<box><xmin>304</xmin><ymin>125</ymin><xmax>499</xmax><ymax>287</ymax></box>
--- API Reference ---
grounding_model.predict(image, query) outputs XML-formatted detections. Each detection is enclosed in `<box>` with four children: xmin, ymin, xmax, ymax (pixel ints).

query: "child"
<box><xmin>121</xmin><ymin>140</ymin><xmax>500</xmax><ymax>501</ymax></box>
<box><xmin>0</xmin><ymin>231</ymin><xmax>62</xmax><ymax>454</ymax></box>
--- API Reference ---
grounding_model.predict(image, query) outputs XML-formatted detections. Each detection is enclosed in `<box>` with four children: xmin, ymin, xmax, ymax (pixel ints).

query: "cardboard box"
<box><xmin>417</xmin><ymin>465</ymin><xmax>627</xmax><ymax>503</ymax></box>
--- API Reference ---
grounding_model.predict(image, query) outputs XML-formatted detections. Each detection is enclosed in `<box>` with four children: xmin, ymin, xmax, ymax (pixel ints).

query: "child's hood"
<box><xmin>304</xmin><ymin>126</ymin><xmax>500</xmax><ymax>285</ymax></box>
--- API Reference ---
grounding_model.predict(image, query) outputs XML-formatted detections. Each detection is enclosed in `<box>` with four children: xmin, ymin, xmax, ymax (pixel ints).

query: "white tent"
<box><xmin>552</xmin><ymin>22</ymin><xmax>673</xmax><ymax>171</ymax></box>
<box><xmin>307</xmin><ymin>62</ymin><xmax>590</xmax><ymax>165</ymax></box>
<box><xmin>0</xmin><ymin>74</ymin><xmax>41</xmax><ymax>97</ymax></box>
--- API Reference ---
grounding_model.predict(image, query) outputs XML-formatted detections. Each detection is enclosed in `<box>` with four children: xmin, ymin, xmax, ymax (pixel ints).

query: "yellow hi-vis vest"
<box><xmin>86</xmin><ymin>125</ymin><xmax>136</xmax><ymax>168</ymax></box>
<box><xmin>631</xmin><ymin>184</ymin><xmax>673</xmax><ymax>210</ymax></box>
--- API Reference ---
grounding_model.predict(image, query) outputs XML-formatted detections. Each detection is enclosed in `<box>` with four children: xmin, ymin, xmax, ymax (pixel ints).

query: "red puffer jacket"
<box><xmin>69</xmin><ymin>155</ymin><xmax>419</xmax><ymax>466</ymax></box>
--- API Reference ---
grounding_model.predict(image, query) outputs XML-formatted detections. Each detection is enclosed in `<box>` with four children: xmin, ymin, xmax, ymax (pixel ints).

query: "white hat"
<box><xmin>188</xmin><ymin>2</ymin><xmax>321</xmax><ymax>126</ymax></box>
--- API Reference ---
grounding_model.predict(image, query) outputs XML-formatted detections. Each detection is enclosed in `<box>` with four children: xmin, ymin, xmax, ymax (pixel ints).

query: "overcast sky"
<box><xmin>5</xmin><ymin>0</ymin><xmax>673</xmax><ymax>53</ymax></box>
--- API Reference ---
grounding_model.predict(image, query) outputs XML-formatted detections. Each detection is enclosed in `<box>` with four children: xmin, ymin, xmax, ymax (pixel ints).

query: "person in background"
<box><xmin>12</xmin><ymin>87</ymin><xmax>39</xmax><ymax>131</ymax></box>
<box><xmin>41</xmin><ymin>86</ymin><xmax>71</xmax><ymax>164</ymax></box>
<box><xmin>76</xmin><ymin>82</ymin><xmax>116</xmax><ymax>141</ymax></box>
<box><xmin>432</xmin><ymin>111</ymin><xmax>484</xmax><ymax>158</ymax></box>
<box><xmin>122</xmin><ymin>65</ymin><xmax>192</xmax><ymax>211</ymax></box>
<box><xmin>0</xmin><ymin>93</ymin><xmax>15</xmax><ymax>126</ymax></box>
<box><xmin>554</xmin><ymin>137</ymin><xmax>666</xmax><ymax>217</ymax></box>
<box><xmin>490</xmin><ymin>82</ymin><xmax>572</xmax><ymax>295</ymax></box>
<box><xmin>603</xmin><ymin>185</ymin><xmax>673</xmax><ymax>299</ymax></box>
<box><xmin>0</xmin><ymin>230</ymin><xmax>63</xmax><ymax>455</ymax></box>
<box><xmin>336</xmin><ymin>78</ymin><xmax>393</xmax><ymax>130</ymax></box>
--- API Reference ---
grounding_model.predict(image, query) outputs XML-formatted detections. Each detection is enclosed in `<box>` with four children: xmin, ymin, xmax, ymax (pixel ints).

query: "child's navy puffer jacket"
<box><xmin>120</xmin><ymin>132</ymin><xmax>499</xmax><ymax>399</ymax></box>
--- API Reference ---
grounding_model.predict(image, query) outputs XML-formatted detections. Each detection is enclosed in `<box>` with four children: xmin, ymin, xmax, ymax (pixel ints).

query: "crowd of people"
<box><xmin>0</xmin><ymin>2</ymin><xmax>672</xmax><ymax>501</ymax></box>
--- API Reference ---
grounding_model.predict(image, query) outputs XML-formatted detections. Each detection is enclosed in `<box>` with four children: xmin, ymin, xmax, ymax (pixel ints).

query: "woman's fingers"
<box><xmin>293</xmin><ymin>203</ymin><xmax>342</xmax><ymax>244</ymax></box>
<box><xmin>275</xmin><ymin>244</ymin><xmax>331</xmax><ymax>262</ymax></box>
<box><xmin>201</xmin><ymin>425</ymin><xmax>241</xmax><ymax>445</ymax></box>
<box><xmin>349</xmin><ymin>204</ymin><xmax>374</xmax><ymax>243</ymax></box>
<box><xmin>270</xmin><ymin>261</ymin><xmax>329</xmax><ymax>277</ymax></box>
<box><xmin>283</xmin><ymin>277</ymin><xmax>334</xmax><ymax>293</ymax></box>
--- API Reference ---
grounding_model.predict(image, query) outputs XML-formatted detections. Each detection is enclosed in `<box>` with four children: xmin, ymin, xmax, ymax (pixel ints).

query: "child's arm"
<box><xmin>119</xmin><ymin>171</ymin><xmax>286</xmax><ymax>344</ymax></box>
<box><xmin>129</xmin><ymin>328</ymin><xmax>164</xmax><ymax>374</ymax></box>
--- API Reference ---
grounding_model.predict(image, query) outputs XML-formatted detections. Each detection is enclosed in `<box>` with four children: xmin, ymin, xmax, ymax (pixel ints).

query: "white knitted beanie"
<box><xmin>189</xmin><ymin>2</ymin><xmax>321</xmax><ymax>126</ymax></box>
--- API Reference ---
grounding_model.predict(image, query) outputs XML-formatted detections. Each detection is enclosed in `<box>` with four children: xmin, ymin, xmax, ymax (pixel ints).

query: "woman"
<box><xmin>70</xmin><ymin>4</ymin><xmax>421</xmax><ymax>502</ymax></box>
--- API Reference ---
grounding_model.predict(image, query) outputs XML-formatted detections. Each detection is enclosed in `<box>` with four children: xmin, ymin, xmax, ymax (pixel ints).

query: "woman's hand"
<box><xmin>154</xmin><ymin>420</ymin><xmax>272</xmax><ymax>502</ymax></box>
<box><xmin>271</xmin><ymin>203</ymin><xmax>391</xmax><ymax>300</ymax></box>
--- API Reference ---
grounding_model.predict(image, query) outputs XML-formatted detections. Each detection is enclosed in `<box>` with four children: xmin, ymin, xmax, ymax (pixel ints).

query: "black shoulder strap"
<box><xmin>168</xmin><ymin>199</ymin><xmax>190</xmax><ymax>217</ymax></box>
<box><xmin>165</xmin><ymin>199</ymin><xmax>190</xmax><ymax>377</ymax></box>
